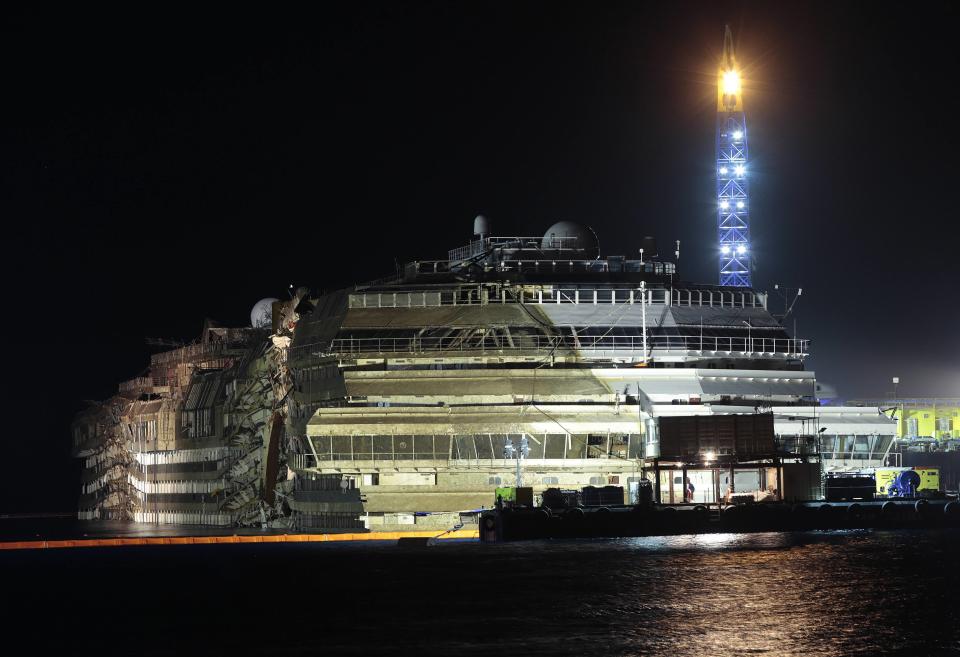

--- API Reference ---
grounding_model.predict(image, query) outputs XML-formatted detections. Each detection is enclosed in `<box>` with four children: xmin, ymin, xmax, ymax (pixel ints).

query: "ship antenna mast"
<box><xmin>772</xmin><ymin>284</ymin><xmax>803</xmax><ymax>322</ymax></box>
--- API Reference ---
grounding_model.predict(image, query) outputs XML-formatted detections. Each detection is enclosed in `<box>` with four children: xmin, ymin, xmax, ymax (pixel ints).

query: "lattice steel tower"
<box><xmin>717</xmin><ymin>25</ymin><xmax>751</xmax><ymax>287</ymax></box>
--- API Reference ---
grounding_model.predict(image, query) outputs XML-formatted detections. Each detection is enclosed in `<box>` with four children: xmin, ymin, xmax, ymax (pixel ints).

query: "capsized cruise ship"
<box><xmin>72</xmin><ymin>218</ymin><xmax>896</xmax><ymax>531</ymax></box>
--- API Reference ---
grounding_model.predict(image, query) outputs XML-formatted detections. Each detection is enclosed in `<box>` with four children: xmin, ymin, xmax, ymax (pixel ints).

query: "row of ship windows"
<box><xmin>295</xmin><ymin>473</ymin><xmax>616</xmax><ymax>488</ymax></box>
<box><xmin>820</xmin><ymin>435</ymin><xmax>894</xmax><ymax>455</ymax></box>
<box><xmin>305</xmin><ymin>433</ymin><xmax>641</xmax><ymax>461</ymax></box>
<box><xmin>486</xmin><ymin>476</ymin><xmax>616</xmax><ymax>485</ymax></box>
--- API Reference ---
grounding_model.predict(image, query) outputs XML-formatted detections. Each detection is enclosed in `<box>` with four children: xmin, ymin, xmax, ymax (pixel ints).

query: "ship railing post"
<box><xmin>775</xmin><ymin>456</ymin><xmax>782</xmax><ymax>501</ymax></box>
<box><xmin>640</xmin><ymin>282</ymin><xmax>647</xmax><ymax>364</ymax></box>
<box><xmin>654</xmin><ymin>459</ymin><xmax>661</xmax><ymax>504</ymax></box>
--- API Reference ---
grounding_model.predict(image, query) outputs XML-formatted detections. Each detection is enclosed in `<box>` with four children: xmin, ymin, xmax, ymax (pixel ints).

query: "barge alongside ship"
<box><xmin>480</xmin><ymin>497</ymin><xmax>960</xmax><ymax>542</ymax></box>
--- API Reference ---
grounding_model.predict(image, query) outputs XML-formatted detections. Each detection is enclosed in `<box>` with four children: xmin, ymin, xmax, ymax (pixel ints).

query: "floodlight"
<box><xmin>722</xmin><ymin>70</ymin><xmax>741</xmax><ymax>95</ymax></box>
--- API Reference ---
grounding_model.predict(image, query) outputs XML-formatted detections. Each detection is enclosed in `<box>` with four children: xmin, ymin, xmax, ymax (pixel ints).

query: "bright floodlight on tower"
<box><xmin>737</xmin><ymin>244</ymin><xmax>746</xmax><ymax>254</ymax></box>
<box><xmin>721</xmin><ymin>245</ymin><xmax>731</xmax><ymax>254</ymax></box>
<box><xmin>720</xmin><ymin>200</ymin><xmax>729</xmax><ymax>209</ymax></box>
<box><xmin>733</xmin><ymin>129</ymin><xmax>743</xmax><ymax>140</ymax></box>
<box><xmin>734</xmin><ymin>165</ymin><xmax>745</xmax><ymax>176</ymax></box>
<box><xmin>722</xmin><ymin>70</ymin><xmax>741</xmax><ymax>95</ymax></box>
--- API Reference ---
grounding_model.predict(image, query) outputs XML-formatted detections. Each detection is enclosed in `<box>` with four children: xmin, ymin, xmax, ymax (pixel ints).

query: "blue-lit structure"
<box><xmin>717</xmin><ymin>26</ymin><xmax>751</xmax><ymax>287</ymax></box>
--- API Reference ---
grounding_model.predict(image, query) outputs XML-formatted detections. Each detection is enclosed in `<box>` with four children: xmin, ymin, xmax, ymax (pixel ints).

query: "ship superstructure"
<box><xmin>73</xmin><ymin>219</ymin><xmax>896</xmax><ymax>529</ymax></box>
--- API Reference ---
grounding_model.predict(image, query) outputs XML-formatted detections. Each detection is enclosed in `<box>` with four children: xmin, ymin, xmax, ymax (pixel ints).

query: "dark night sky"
<box><xmin>3</xmin><ymin>2</ymin><xmax>958</xmax><ymax>512</ymax></box>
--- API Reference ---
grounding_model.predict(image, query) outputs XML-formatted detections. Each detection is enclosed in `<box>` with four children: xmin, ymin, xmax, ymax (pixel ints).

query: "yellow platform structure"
<box><xmin>890</xmin><ymin>399</ymin><xmax>959</xmax><ymax>440</ymax></box>
<box><xmin>853</xmin><ymin>399</ymin><xmax>959</xmax><ymax>441</ymax></box>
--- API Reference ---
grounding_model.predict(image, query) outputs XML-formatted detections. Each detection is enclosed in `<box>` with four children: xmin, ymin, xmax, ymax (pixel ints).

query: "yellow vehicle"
<box><xmin>875</xmin><ymin>467</ymin><xmax>940</xmax><ymax>496</ymax></box>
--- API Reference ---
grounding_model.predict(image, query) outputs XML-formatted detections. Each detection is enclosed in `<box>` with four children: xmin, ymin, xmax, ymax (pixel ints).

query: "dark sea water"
<box><xmin>2</xmin><ymin>529</ymin><xmax>958</xmax><ymax>656</ymax></box>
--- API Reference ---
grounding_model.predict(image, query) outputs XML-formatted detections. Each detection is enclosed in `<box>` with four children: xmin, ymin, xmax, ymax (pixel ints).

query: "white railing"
<box><xmin>446</xmin><ymin>236</ymin><xmax>585</xmax><ymax>262</ymax></box>
<box><xmin>349</xmin><ymin>287</ymin><xmax>762</xmax><ymax>309</ymax></box>
<box><xmin>822</xmin><ymin>452</ymin><xmax>901</xmax><ymax>467</ymax></box>
<box><xmin>133</xmin><ymin>511</ymin><xmax>234</xmax><ymax>525</ymax></box>
<box><xmin>329</xmin><ymin>334</ymin><xmax>808</xmax><ymax>357</ymax></box>
<box><xmin>128</xmin><ymin>475</ymin><xmax>226</xmax><ymax>494</ymax></box>
<box><xmin>447</xmin><ymin>238</ymin><xmax>490</xmax><ymax>262</ymax></box>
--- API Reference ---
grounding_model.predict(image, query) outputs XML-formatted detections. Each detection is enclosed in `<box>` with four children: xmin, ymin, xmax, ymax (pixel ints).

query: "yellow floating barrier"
<box><xmin>0</xmin><ymin>528</ymin><xmax>479</xmax><ymax>551</ymax></box>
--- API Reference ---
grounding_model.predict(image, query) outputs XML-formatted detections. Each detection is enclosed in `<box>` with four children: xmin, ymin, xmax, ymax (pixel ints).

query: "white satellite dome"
<box><xmin>250</xmin><ymin>298</ymin><xmax>279</xmax><ymax>329</ymax></box>
<box><xmin>540</xmin><ymin>221</ymin><xmax>600</xmax><ymax>258</ymax></box>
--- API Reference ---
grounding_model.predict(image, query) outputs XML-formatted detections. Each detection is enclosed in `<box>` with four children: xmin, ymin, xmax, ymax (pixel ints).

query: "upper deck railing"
<box><xmin>327</xmin><ymin>333</ymin><xmax>808</xmax><ymax>359</ymax></box>
<box><xmin>350</xmin><ymin>286</ymin><xmax>765</xmax><ymax>309</ymax></box>
<box><xmin>410</xmin><ymin>258</ymin><xmax>676</xmax><ymax>278</ymax></box>
<box><xmin>848</xmin><ymin>398</ymin><xmax>960</xmax><ymax>408</ymax></box>
<box><xmin>447</xmin><ymin>235</ymin><xmax>586</xmax><ymax>262</ymax></box>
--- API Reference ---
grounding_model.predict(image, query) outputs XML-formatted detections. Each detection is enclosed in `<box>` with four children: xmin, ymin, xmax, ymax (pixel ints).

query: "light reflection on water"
<box><xmin>3</xmin><ymin>529</ymin><xmax>958</xmax><ymax>656</ymax></box>
<box><xmin>431</xmin><ymin>530</ymin><xmax>960</xmax><ymax>656</ymax></box>
<box><xmin>623</xmin><ymin>531</ymin><xmax>777</xmax><ymax>550</ymax></box>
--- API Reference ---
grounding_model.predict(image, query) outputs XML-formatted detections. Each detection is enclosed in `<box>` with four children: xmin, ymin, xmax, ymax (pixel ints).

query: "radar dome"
<box><xmin>473</xmin><ymin>214</ymin><xmax>490</xmax><ymax>236</ymax></box>
<box><xmin>250</xmin><ymin>298</ymin><xmax>279</xmax><ymax>329</ymax></box>
<box><xmin>540</xmin><ymin>221</ymin><xmax>599</xmax><ymax>259</ymax></box>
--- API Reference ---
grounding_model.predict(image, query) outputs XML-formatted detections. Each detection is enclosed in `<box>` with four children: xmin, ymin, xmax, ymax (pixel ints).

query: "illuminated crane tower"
<box><xmin>716</xmin><ymin>25</ymin><xmax>751</xmax><ymax>287</ymax></box>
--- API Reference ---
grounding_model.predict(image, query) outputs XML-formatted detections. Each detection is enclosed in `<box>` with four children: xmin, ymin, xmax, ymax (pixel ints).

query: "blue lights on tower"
<box><xmin>717</xmin><ymin>26</ymin><xmax>751</xmax><ymax>287</ymax></box>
